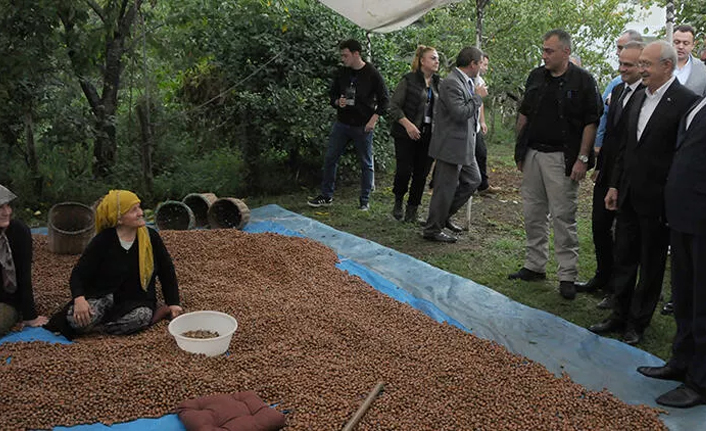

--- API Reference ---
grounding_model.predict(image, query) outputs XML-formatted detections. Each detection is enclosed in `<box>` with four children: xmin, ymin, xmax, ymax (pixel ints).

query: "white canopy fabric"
<box><xmin>319</xmin><ymin>0</ymin><xmax>460</xmax><ymax>33</ymax></box>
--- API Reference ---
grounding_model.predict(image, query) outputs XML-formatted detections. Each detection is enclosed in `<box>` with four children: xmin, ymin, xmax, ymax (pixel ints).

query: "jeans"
<box><xmin>321</xmin><ymin>121</ymin><xmax>374</xmax><ymax>204</ymax></box>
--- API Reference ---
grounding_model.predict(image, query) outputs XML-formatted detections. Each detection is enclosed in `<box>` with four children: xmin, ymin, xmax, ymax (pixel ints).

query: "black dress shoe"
<box><xmin>596</xmin><ymin>295</ymin><xmax>613</xmax><ymax>310</ymax></box>
<box><xmin>656</xmin><ymin>384</ymin><xmax>706</xmax><ymax>408</ymax></box>
<box><xmin>559</xmin><ymin>281</ymin><xmax>576</xmax><ymax>300</ymax></box>
<box><xmin>575</xmin><ymin>277</ymin><xmax>608</xmax><ymax>293</ymax></box>
<box><xmin>622</xmin><ymin>328</ymin><xmax>642</xmax><ymax>345</ymax></box>
<box><xmin>637</xmin><ymin>364</ymin><xmax>686</xmax><ymax>382</ymax></box>
<box><xmin>661</xmin><ymin>301</ymin><xmax>674</xmax><ymax>315</ymax></box>
<box><xmin>423</xmin><ymin>231</ymin><xmax>457</xmax><ymax>243</ymax></box>
<box><xmin>508</xmin><ymin>267</ymin><xmax>546</xmax><ymax>281</ymax></box>
<box><xmin>445</xmin><ymin>220</ymin><xmax>464</xmax><ymax>233</ymax></box>
<box><xmin>588</xmin><ymin>318</ymin><xmax>625</xmax><ymax>334</ymax></box>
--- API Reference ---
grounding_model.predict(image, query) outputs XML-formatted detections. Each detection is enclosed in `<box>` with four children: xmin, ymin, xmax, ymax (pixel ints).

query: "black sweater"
<box><xmin>69</xmin><ymin>227</ymin><xmax>180</xmax><ymax>317</ymax></box>
<box><xmin>0</xmin><ymin>219</ymin><xmax>38</xmax><ymax>320</ymax></box>
<box><xmin>329</xmin><ymin>63</ymin><xmax>390</xmax><ymax>127</ymax></box>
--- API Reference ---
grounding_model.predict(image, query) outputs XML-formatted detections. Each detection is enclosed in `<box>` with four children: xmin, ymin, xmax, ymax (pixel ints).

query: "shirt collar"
<box><xmin>626</xmin><ymin>79</ymin><xmax>642</xmax><ymax>92</ymax></box>
<box><xmin>456</xmin><ymin>67</ymin><xmax>473</xmax><ymax>84</ymax></box>
<box><xmin>645</xmin><ymin>76</ymin><xmax>675</xmax><ymax>98</ymax></box>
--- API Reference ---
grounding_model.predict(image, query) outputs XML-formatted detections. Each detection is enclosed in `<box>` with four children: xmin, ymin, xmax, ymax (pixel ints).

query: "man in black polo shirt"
<box><xmin>509</xmin><ymin>29</ymin><xmax>602</xmax><ymax>300</ymax></box>
<box><xmin>307</xmin><ymin>39</ymin><xmax>390</xmax><ymax>211</ymax></box>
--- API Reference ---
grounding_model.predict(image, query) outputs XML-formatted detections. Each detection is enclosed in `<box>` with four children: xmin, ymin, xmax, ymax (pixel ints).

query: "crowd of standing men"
<box><xmin>307</xmin><ymin>28</ymin><xmax>706</xmax><ymax>408</ymax></box>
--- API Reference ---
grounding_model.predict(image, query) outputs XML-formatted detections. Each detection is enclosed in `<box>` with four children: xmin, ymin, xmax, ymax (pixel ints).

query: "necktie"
<box><xmin>468</xmin><ymin>79</ymin><xmax>475</xmax><ymax>95</ymax></box>
<box><xmin>613</xmin><ymin>86</ymin><xmax>632</xmax><ymax>126</ymax></box>
<box><xmin>0</xmin><ymin>232</ymin><xmax>16</xmax><ymax>294</ymax></box>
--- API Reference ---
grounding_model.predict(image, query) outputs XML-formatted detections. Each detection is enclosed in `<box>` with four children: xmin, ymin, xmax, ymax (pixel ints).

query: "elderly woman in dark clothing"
<box><xmin>390</xmin><ymin>45</ymin><xmax>441</xmax><ymax>222</ymax></box>
<box><xmin>47</xmin><ymin>190</ymin><xmax>182</xmax><ymax>338</ymax></box>
<box><xmin>0</xmin><ymin>185</ymin><xmax>48</xmax><ymax>336</ymax></box>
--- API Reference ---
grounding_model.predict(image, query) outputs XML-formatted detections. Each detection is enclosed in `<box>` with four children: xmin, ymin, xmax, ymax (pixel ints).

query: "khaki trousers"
<box><xmin>521</xmin><ymin>149</ymin><xmax>579</xmax><ymax>282</ymax></box>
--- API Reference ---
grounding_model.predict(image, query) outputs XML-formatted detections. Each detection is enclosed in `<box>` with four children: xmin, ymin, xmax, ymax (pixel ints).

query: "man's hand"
<box><xmin>570</xmin><ymin>160</ymin><xmax>588</xmax><ymax>181</ymax></box>
<box><xmin>169</xmin><ymin>305</ymin><xmax>183</xmax><ymax>319</ymax></box>
<box><xmin>405</xmin><ymin>123</ymin><xmax>421</xmax><ymax>140</ymax></box>
<box><xmin>517</xmin><ymin>162</ymin><xmax>523</xmax><ymax>172</ymax></box>
<box><xmin>365</xmin><ymin>117</ymin><xmax>378</xmax><ymax>133</ymax></box>
<box><xmin>605</xmin><ymin>188</ymin><xmax>619</xmax><ymax>211</ymax></box>
<box><xmin>475</xmin><ymin>84</ymin><xmax>488</xmax><ymax>98</ymax></box>
<box><xmin>73</xmin><ymin>296</ymin><xmax>93</xmax><ymax>327</ymax></box>
<box><xmin>480</xmin><ymin>122</ymin><xmax>488</xmax><ymax>135</ymax></box>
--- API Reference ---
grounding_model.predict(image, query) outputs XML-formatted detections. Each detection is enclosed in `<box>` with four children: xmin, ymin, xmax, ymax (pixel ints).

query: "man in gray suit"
<box><xmin>673</xmin><ymin>25</ymin><xmax>706</xmax><ymax>96</ymax></box>
<box><xmin>423</xmin><ymin>47</ymin><xmax>487</xmax><ymax>243</ymax></box>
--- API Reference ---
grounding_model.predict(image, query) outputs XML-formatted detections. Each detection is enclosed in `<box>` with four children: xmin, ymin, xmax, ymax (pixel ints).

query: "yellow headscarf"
<box><xmin>95</xmin><ymin>190</ymin><xmax>154</xmax><ymax>290</ymax></box>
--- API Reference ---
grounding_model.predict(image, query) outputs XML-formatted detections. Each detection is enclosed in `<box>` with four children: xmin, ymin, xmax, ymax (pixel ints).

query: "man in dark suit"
<box><xmin>636</xmin><ymin>96</ymin><xmax>706</xmax><ymax>408</ymax></box>
<box><xmin>423</xmin><ymin>46</ymin><xmax>487</xmax><ymax>243</ymax></box>
<box><xmin>589</xmin><ymin>41</ymin><xmax>699</xmax><ymax>345</ymax></box>
<box><xmin>577</xmin><ymin>41</ymin><xmax>645</xmax><ymax>307</ymax></box>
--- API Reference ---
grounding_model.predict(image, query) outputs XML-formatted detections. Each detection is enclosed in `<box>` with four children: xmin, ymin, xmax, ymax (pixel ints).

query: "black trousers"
<box><xmin>591</xmin><ymin>183</ymin><xmax>616</xmax><ymax>286</ymax></box>
<box><xmin>609</xmin><ymin>197</ymin><xmax>669</xmax><ymax>331</ymax></box>
<box><xmin>392</xmin><ymin>125</ymin><xmax>433</xmax><ymax>206</ymax></box>
<box><xmin>475</xmin><ymin>132</ymin><xmax>489</xmax><ymax>191</ymax></box>
<box><xmin>669</xmin><ymin>229</ymin><xmax>706</xmax><ymax>392</ymax></box>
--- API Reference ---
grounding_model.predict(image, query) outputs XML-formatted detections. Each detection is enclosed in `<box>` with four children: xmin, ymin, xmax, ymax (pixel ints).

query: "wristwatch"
<box><xmin>577</xmin><ymin>154</ymin><xmax>589</xmax><ymax>163</ymax></box>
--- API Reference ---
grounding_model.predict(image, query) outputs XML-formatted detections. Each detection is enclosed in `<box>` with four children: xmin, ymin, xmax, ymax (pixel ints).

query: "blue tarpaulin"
<box><xmin>3</xmin><ymin>204</ymin><xmax>703</xmax><ymax>430</ymax></box>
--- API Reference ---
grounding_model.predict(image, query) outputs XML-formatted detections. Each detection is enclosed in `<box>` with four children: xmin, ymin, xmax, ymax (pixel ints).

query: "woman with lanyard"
<box><xmin>46</xmin><ymin>190</ymin><xmax>182</xmax><ymax>338</ymax></box>
<box><xmin>389</xmin><ymin>45</ymin><xmax>441</xmax><ymax>223</ymax></box>
<box><xmin>0</xmin><ymin>185</ymin><xmax>48</xmax><ymax>336</ymax></box>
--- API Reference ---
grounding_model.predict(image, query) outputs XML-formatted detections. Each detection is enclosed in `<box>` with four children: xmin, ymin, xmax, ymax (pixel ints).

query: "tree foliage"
<box><xmin>0</xmin><ymin>0</ymin><xmax>656</xmax><ymax>214</ymax></box>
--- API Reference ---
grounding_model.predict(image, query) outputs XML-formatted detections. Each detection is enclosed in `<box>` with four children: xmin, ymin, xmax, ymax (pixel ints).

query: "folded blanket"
<box><xmin>176</xmin><ymin>391</ymin><xmax>286</xmax><ymax>431</ymax></box>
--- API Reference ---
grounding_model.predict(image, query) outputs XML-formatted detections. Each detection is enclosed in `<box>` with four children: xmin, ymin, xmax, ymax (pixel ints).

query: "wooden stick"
<box><xmin>465</xmin><ymin>196</ymin><xmax>473</xmax><ymax>231</ymax></box>
<box><xmin>342</xmin><ymin>382</ymin><xmax>385</xmax><ymax>431</ymax></box>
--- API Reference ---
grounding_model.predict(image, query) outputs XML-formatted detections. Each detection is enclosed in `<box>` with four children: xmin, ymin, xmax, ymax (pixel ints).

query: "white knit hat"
<box><xmin>0</xmin><ymin>185</ymin><xmax>17</xmax><ymax>206</ymax></box>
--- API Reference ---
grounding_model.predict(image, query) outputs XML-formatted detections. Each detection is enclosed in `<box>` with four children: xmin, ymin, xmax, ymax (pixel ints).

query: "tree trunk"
<box><xmin>136</xmin><ymin>99</ymin><xmax>154</xmax><ymax>195</ymax></box>
<box><xmin>58</xmin><ymin>0</ymin><xmax>144</xmax><ymax>178</ymax></box>
<box><xmin>23</xmin><ymin>109</ymin><xmax>42</xmax><ymax>195</ymax></box>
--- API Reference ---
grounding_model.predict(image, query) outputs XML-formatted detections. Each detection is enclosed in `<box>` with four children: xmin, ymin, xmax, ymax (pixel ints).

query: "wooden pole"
<box><xmin>342</xmin><ymin>382</ymin><xmax>385</xmax><ymax>431</ymax></box>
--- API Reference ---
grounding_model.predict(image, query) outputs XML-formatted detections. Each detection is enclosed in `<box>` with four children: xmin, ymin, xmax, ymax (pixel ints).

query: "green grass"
<box><xmin>245</xmin><ymin>141</ymin><xmax>676</xmax><ymax>360</ymax></box>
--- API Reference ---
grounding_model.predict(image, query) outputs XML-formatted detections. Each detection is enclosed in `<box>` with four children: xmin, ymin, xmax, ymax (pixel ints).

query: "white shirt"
<box><xmin>686</xmin><ymin>97</ymin><xmax>706</xmax><ymax>130</ymax></box>
<box><xmin>674</xmin><ymin>56</ymin><xmax>693</xmax><ymax>85</ymax></box>
<box><xmin>637</xmin><ymin>76</ymin><xmax>676</xmax><ymax>141</ymax></box>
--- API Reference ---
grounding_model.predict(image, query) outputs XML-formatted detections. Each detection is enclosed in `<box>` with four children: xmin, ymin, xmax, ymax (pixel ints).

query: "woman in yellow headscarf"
<box><xmin>47</xmin><ymin>190</ymin><xmax>182</xmax><ymax>338</ymax></box>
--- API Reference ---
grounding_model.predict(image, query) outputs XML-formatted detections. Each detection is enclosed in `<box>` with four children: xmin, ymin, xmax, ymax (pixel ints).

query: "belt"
<box><xmin>529</xmin><ymin>142</ymin><xmax>564</xmax><ymax>153</ymax></box>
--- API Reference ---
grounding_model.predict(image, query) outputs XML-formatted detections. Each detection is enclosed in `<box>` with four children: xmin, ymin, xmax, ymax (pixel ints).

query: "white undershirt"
<box><xmin>119</xmin><ymin>238</ymin><xmax>134</xmax><ymax>251</ymax></box>
<box><xmin>637</xmin><ymin>76</ymin><xmax>675</xmax><ymax>141</ymax></box>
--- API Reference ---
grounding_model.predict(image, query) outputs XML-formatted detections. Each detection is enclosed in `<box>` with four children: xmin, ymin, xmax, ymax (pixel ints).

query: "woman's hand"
<box><xmin>168</xmin><ymin>305</ymin><xmax>183</xmax><ymax>319</ymax></box>
<box><xmin>73</xmin><ymin>296</ymin><xmax>93</xmax><ymax>327</ymax></box>
<box><xmin>23</xmin><ymin>316</ymin><xmax>49</xmax><ymax>327</ymax></box>
<box><xmin>405</xmin><ymin>123</ymin><xmax>421</xmax><ymax>140</ymax></box>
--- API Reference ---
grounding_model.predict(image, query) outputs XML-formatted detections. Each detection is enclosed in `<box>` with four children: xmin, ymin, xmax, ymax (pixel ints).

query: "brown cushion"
<box><xmin>176</xmin><ymin>391</ymin><xmax>286</xmax><ymax>431</ymax></box>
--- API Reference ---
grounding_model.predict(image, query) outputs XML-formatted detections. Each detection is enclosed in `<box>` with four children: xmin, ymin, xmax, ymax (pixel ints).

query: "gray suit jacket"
<box><xmin>428</xmin><ymin>68</ymin><xmax>483</xmax><ymax>166</ymax></box>
<box><xmin>685</xmin><ymin>57</ymin><xmax>706</xmax><ymax>97</ymax></box>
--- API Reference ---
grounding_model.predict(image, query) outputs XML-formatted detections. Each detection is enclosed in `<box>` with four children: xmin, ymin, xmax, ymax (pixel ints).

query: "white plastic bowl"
<box><xmin>168</xmin><ymin>311</ymin><xmax>238</xmax><ymax>357</ymax></box>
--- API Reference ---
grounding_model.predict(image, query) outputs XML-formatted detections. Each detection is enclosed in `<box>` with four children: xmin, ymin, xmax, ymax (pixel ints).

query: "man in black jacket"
<box><xmin>636</xmin><ymin>95</ymin><xmax>706</xmax><ymax>408</ymax></box>
<box><xmin>308</xmin><ymin>39</ymin><xmax>390</xmax><ymax>211</ymax></box>
<box><xmin>589</xmin><ymin>41</ymin><xmax>699</xmax><ymax>345</ymax></box>
<box><xmin>577</xmin><ymin>41</ymin><xmax>645</xmax><ymax>307</ymax></box>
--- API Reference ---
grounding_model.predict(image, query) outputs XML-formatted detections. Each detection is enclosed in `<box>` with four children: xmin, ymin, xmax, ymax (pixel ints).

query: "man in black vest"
<box><xmin>636</xmin><ymin>95</ymin><xmax>706</xmax><ymax>408</ymax></box>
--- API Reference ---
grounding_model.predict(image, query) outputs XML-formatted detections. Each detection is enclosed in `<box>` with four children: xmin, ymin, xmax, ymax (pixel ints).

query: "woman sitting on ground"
<box><xmin>48</xmin><ymin>190</ymin><xmax>182</xmax><ymax>337</ymax></box>
<box><xmin>0</xmin><ymin>185</ymin><xmax>49</xmax><ymax>336</ymax></box>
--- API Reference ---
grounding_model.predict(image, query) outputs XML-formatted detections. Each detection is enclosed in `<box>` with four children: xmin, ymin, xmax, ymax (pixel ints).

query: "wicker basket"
<box><xmin>155</xmin><ymin>200</ymin><xmax>195</xmax><ymax>231</ymax></box>
<box><xmin>182</xmin><ymin>193</ymin><xmax>217</xmax><ymax>227</ymax></box>
<box><xmin>47</xmin><ymin>202</ymin><xmax>95</xmax><ymax>255</ymax></box>
<box><xmin>207</xmin><ymin>198</ymin><xmax>250</xmax><ymax>230</ymax></box>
